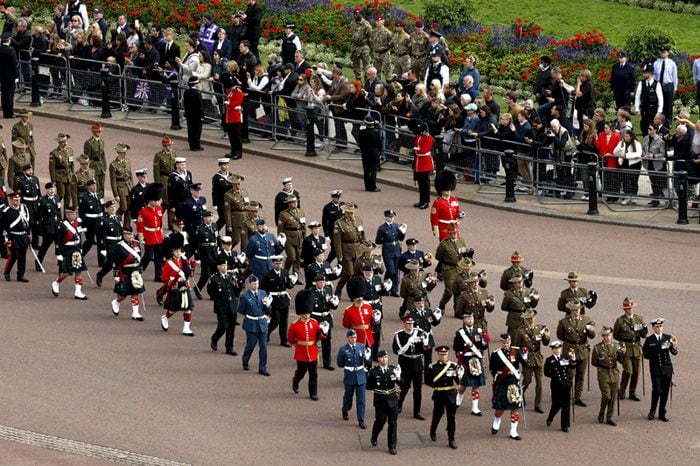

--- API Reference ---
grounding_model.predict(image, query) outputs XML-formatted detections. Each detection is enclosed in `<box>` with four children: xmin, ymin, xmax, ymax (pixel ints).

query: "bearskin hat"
<box><xmin>144</xmin><ymin>183</ymin><xmax>163</xmax><ymax>202</ymax></box>
<box><xmin>295</xmin><ymin>289</ymin><xmax>315</xmax><ymax>316</ymax></box>
<box><xmin>346</xmin><ymin>276</ymin><xmax>368</xmax><ymax>300</ymax></box>
<box><xmin>434</xmin><ymin>170</ymin><xmax>456</xmax><ymax>194</ymax></box>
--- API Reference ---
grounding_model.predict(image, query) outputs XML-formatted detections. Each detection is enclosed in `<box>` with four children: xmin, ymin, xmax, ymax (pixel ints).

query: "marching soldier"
<box><xmin>160</xmin><ymin>237</ymin><xmax>196</xmax><ymax>336</ymax></box>
<box><xmin>209</xmin><ymin>255</ymin><xmax>245</xmax><ymax>356</ymax></box>
<box><xmin>217</xmin><ymin>235</ymin><xmax>248</xmax><ymax>272</ymax></box>
<box><xmin>109</xmin><ymin>144</ymin><xmax>133</xmax><ymax>225</ymax></box>
<box><xmin>398</xmin><ymin>238</ymin><xmax>432</xmax><ymax>276</ymax></box>
<box><xmin>110</xmin><ymin>226</ymin><xmax>145</xmax><ymax>321</ymax></box>
<box><xmin>337</xmin><ymin>329</ymin><xmax>371</xmax><ymax>428</ymax></box>
<box><xmin>277</xmin><ymin>195</ymin><xmax>305</xmax><ymax>278</ymax></box>
<box><xmin>136</xmin><ymin>184</ymin><xmax>165</xmax><ymax>282</ymax></box>
<box><xmin>367</xmin><ymin>349</ymin><xmax>401</xmax><ymax>456</ymax></box>
<box><xmin>354</xmin><ymin>241</ymin><xmax>384</xmax><ymax>278</ymax></box>
<box><xmin>240</xmin><ymin>201</ymin><xmax>262</xmax><ymax>253</ymax></box>
<box><xmin>453</xmin><ymin>258</ymin><xmax>487</xmax><ymax>299</ymax></box>
<box><xmin>128</xmin><ymin>169</ymin><xmax>149</xmax><ymax>223</ymax></box>
<box><xmin>513</xmin><ymin>309</ymin><xmax>551</xmax><ymax>413</ymax></box>
<box><xmin>51</xmin><ymin>207</ymin><xmax>88</xmax><ymax>300</ymax></box>
<box><xmin>333</xmin><ymin>202</ymin><xmax>366</xmax><ymax>296</ymax></box>
<box><xmin>501</xmin><ymin>275</ymin><xmax>540</xmax><ymax>339</ymax></box>
<box><xmin>392</xmin><ymin>21</ymin><xmax>411</xmax><ymax>77</ymax></box>
<box><xmin>374</xmin><ymin>209</ymin><xmax>405</xmax><ymax>297</ymax></box>
<box><xmin>557</xmin><ymin>271</ymin><xmax>597</xmax><ymax>314</ymax></box>
<box><xmin>300</xmin><ymin>221</ymin><xmax>329</xmax><ymax>271</ymax></box>
<box><xmin>15</xmin><ymin>163</ymin><xmax>40</xmax><ymax>249</ymax></box>
<box><xmin>614</xmin><ymin>297</ymin><xmax>648</xmax><ymax>402</ymax></box>
<box><xmin>12</xmin><ymin>109</ymin><xmax>36</xmax><ymax>168</ymax></box>
<box><xmin>392</xmin><ymin>316</ymin><xmax>428</xmax><ymax>421</ymax></box>
<box><xmin>455</xmin><ymin>265</ymin><xmax>492</xmax><ymax>321</ymax></box>
<box><xmin>273</xmin><ymin>177</ymin><xmax>300</xmax><ymax>225</ymax></box>
<box><xmin>78</xmin><ymin>179</ymin><xmax>104</xmax><ymax>264</ymax></box>
<box><xmin>310</xmin><ymin>274</ymin><xmax>339</xmax><ymax>369</ymax></box>
<box><xmin>499</xmin><ymin>251</ymin><xmax>533</xmax><ymax>291</ymax></box>
<box><xmin>409</xmin><ymin>20</ymin><xmax>429</xmax><ymax>76</ymax></box>
<box><xmin>211</xmin><ymin>158</ymin><xmax>232</xmax><ymax>231</ymax></box>
<box><xmin>7</xmin><ymin>139</ymin><xmax>31</xmax><ymax>191</ymax></box>
<box><xmin>36</xmin><ymin>182</ymin><xmax>62</xmax><ymax>268</ymax></box>
<box><xmin>2</xmin><ymin>192</ymin><xmax>31</xmax><ymax>282</ymax></box>
<box><xmin>223</xmin><ymin>174</ymin><xmax>248</xmax><ymax>247</ymax></box>
<box><xmin>425</xmin><ymin>345</ymin><xmax>461</xmax><ymax>449</ymax></box>
<box><xmin>361</xmin><ymin>264</ymin><xmax>390</xmax><ymax>358</ymax></box>
<box><xmin>342</xmin><ymin>276</ymin><xmax>376</xmax><ymax>350</ymax></box>
<box><xmin>556</xmin><ymin>299</ymin><xmax>596</xmax><ymax>407</ymax></box>
<box><xmin>83</xmin><ymin>122</ymin><xmax>107</xmax><ymax>195</ymax></box>
<box><xmin>544</xmin><ymin>341</ymin><xmax>574</xmax><ymax>432</ymax></box>
<box><xmin>195</xmin><ymin>211</ymin><xmax>219</xmax><ymax>296</ymax></box>
<box><xmin>166</xmin><ymin>157</ymin><xmax>192</xmax><ymax>221</ymax></box>
<box><xmin>453</xmin><ymin>311</ymin><xmax>490</xmax><ymax>416</ymax></box>
<box><xmin>321</xmin><ymin>189</ymin><xmax>343</xmax><ymax>264</ymax></box>
<box><xmin>399</xmin><ymin>259</ymin><xmax>437</xmax><ymax>318</ymax></box>
<box><xmin>182</xmin><ymin>183</ymin><xmax>207</xmax><ymax>260</ymax></box>
<box><xmin>435</xmin><ymin>223</ymin><xmax>473</xmax><ymax>312</ymax></box>
<box><xmin>0</xmin><ymin>132</ymin><xmax>7</xmax><ymax>188</ymax></box>
<box><xmin>370</xmin><ymin>16</ymin><xmax>393</xmax><ymax>81</ymax></box>
<box><xmin>95</xmin><ymin>200</ymin><xmax>123</xmax><ymax>286</ymax></box>
<box><xmin>49</xmin><ymin>133</ymin><xmax>77</xmax><ymax>211</ymax></box>
<box><xmin>238</xmin><ymin>275</ymin><xmax>273</xmax><ymax>375</ymax></box>
<box><xmin>489</xmin><ymin>333</ymin><xmax>527</xmax><ymax>440</ymax></box>
<box><xmin>153</xmin><ymin>136</ymin><xmax>176</xmax><ymax>224</ymax></box>
<box><xmin>261</xmin><ymin>256</ymin><xmax>298</xmax><ymax>348</ymax></box>
<box><xmin>350</xmin><ymin>9</ymin><xmax>372</xmax><ymax>82</ymax></box>
<box><xmin>74</xmin><ymin>154</ymin><xmax>96</xmax><ymax>198</ymax></box>
<box><xmin>591</xmin><ymin>326</ymin><xmax>625</xmax><ymax>426</ymax></box>
<box><xmin>305</xmin><ymin>247</ymin><xmax>342</xmax><ymax>289</ymax></box>
<box><xmin>288</xmin><ymin>289</ymin><xmax>329</xmax><ymax>401</ymax></box>
<box><xmin>430</xmin><ymin>170</ymin><xmax>463</xmax><ymax>240</ymax></box>
<box><xmin>408</xmin><ymin>295</ymin><xmax>442</xmax><ymax>370</ymax></box>
<box><xmin>643</xmin><ymin>318</ymin><xmax>678</xmax><ymax>422</ymax></box>
<box><xmin>245</xmin><ymin>218</ymin><xmax>285</xmax><ymax>282</ymax></box>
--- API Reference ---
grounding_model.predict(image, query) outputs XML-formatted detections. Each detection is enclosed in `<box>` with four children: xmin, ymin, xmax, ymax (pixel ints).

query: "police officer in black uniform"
<box><xmin>209</xmin><ymin>257</ymin><xmax>244</xmax><ymax>356</ymax></box>
<box><xmin>2</xmin><ymin>192</ymin><xmax>31</xmax><ymax>282</ymax></box>
<box><xmin>78</xmin><ymin>179</ymin><xmax>103</xmax><ymax>264</ymax></box>
<box><xmin>16</xmin><ymin>163</ymin><xmax>40</xmax><ymax>249</ymax></box>
<box><xmin>128</xmin><ymin>169</ymin><xmax>149</xmax><ymax>222</ymax></box>
<box><xmin>368</xmin><ymin>349</ymin><xmax>401</xmax><ymax>455</ymax></box>
<box><xmin>261</xmin><ymin>256</ymin><xmax>298</xmax><ymax>347</ymax></box>
<box><xmin>425</xmin><ymin>345</ymin><xmax>461</xmax><ymax>449</ymax></box>
<box><xmin>544</xmin><ymin>340</ymin><xmax>574</xmax><ymax>432</ymax></box>
<box><xmin>36</xmin><ymin>182</ymin><xmax>62</xmax><ymax>269</ymax></box>
<box><xmin>321</xmin><ymin>189</ymin><xmax>343</xmax><ymax>264</ymax></box>
<box><xmin>310</xmin><ymin>274</ymin><xmax>339</xmax><ymax>368</ymax></box>
<box><xmin>635</xmin><ymin>63</ymin><xmax>662</xmax><ymax>137</ymax></box>
<box><xmin>610</xmin><ymin>51</ymin><xmax>636</xmax><ymax>110</ymax></box>
<box><xmin>95</xmin><ymin>200</ymin><xmax>123</xmax><ymax>287</ymax></box>
<box><xmin>195</xmin><ymin>210</ymin><xmax>219</xmax><ymax>297</ymax></box>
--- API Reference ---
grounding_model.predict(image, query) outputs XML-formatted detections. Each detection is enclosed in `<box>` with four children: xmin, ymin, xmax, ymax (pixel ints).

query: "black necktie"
<box><xmin>660</xmin><ymin>59</ymin><xmax>665</xmax><ymax>86</ymax></box>
<box><xmin>166</xmin><ymin>43</ymin><xmax>170</xmax><ymax>54</ymax></box>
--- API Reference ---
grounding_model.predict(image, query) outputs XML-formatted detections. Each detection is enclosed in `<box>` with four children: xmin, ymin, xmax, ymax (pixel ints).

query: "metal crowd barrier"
<box><xmin>532</xmin><ymin>149</ymin><xmax>599</xmax><ymax>204</ymax></box>
<box><xmin>122</xmin><ymin>65</ymin><xmax>171</xmax><ymax>118</ymax></box>
<box><xmin>247</xmin><ymin>91</ymin><xmax>276</xmax><ymax>140</ymax></box>
<box><xmin>324</xmin><ymin>103</ymin><xmax>376</xmax><ymax>160</ymax></box>
<box><xmin>599</xmin><ymin>155</ymin><xmax>672</xmax><ymax>211</ymax></box>
<box><xmin>67</xmin><ymin>57</ymin><xmax>122</xmax><ymax>112</ymax></box>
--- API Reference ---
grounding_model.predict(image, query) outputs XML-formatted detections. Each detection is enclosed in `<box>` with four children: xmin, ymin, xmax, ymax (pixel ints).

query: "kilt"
<box><xmin>461</xmin><ymin>356</ymin><xmax>486</xmax><ymax>388</ymax></box>
<box><xmin>167</xmin><ymin>284</ymin><xmax>195</xmax><ymax>311</ymax></box>
<box><xmin>492</xmin><ymin>380</ymin><xmax>522</xmax><ymax>411</ymax></box>
<box><xmin>58</xmin><ymin>249</ymin><xmax>88</xmax><ymax>274</ymax></box>
<box><xmin>114</xmin><ymin>269</ymin><xmax>146</xmax><ymax>297</ymax></box>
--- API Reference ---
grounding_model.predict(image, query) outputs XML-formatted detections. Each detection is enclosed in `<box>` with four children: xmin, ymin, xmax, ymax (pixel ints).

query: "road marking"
<box><xmin>479</xmin><ymin>264</ymin><xmax>700</xmax><ymax>292</ymax></box>
<box><xmin>0</xmin><ymin>425</ymin><xmax>190</xmax><ymax>465</ymax></box>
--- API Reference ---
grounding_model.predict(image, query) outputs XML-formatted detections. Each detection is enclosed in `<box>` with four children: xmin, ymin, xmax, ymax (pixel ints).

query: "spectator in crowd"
<box><xmin>574</xmin><ymin>69</ymin><xmax>594</xmax><ymax>133</ymax></box>
<box><xmin>694</xmin><ymin>55</ymin><xmax>700</xmax><ymax>108</ymax></box>
<box><xmin>29</xmin><ymin>25</ymin><xmax>48</xmax><ymax>59</ymax></box>
<box><xmin>64</xmin><ymin>0</ymin><xmax>89</xmax><ymax>34</ymax></box>
<box><xmin>458</xmin><ymin>55</ymin><xmax>480</xmax><ymax>96</ymax></box>
<box><xmin>325</xmin><ymin>67</ymin><xmax>352</xmax><ymax>153</ymax></box>
<box><xmin>116</xmin><ymin>14</ymin><xmax>129</xmax><ymax>37</ymax></box>
<box><xmin>474</xmin><ymin>105</ymin><xmax>498</xmax><ymax>182</ymax></box>
<box><xmin>615</xmin><ymin>109</ymin><xmax>634</xmax><ymax>136</ymax></box>
<box><xmin>214</xmin><ymin>28</ymin><xmax>232</xmax><ymax>60</ymax></box>
<box><xmin>533</xmin><ymin>55</ymin><xmax>553</xmax><ymax>106</ymax></box>
<box><xmin>614</xmin><ymin>129</ymin><xmax>643</xmax><ymax>206</ymax></box>
<box><xmin>158</xmin><ymin>28</ymin><xmax>180</xmax><ymax>70</ymax></box>
<box><xmin>483</xmin><ymin>86</ymin><xmax>500</xmax><ymax>120</ymax></box>
<box><xmin>226</xmin><ymin>13</ymin><xmax>245</xmax><ymax>62</ymax></box>
<box><xmin>642</xmin><ymin>124</ymin><xmax>667</xmax><ymax>206</ymax></box>
<box><xmin>610</xmin><ymin>51</ymin><xmax>635</xmax><ymax>110</ymax></box>
<box><xmin>308</xmin><ymin>74</ymin><xmax>328</xmax><ymax>148</ymax></box>
<box><xmin>592</xmin><ymin>108</ymin><xmax>607</xmax><ymax>133</ymax></box>
<box><xmin>93</xmin><ymin>7</ymin><xmax>108</xmax><ymax>39</ymax></box>
<box><xmin>595</xmin><ymin>121</ymin><xmax>622</xmax><ymax>203</ymax></box>
<box><xmin>537</xmin><ymin>67</ymin><xmax>571</xmax><ymax>125</ymax></box>
<box><xmin>53</xmin><ymin>5</ymin><xmax>66</xmax><ymax>40</ymax></box>
<box><xmin>410</xmin><ymin>83</ymin><xmax>428</xmax><ymax>117</ymax></box>
<box><xmin>668</xmin><ymin>122</ymin><xmax>698</xmax><ymax>192</ymax></box>
<box><xmin>64</xmin><ymin>15</ymin><xmax>83</xmax><ymax>49</ymax></box>
<box><xmin>176</xmin><ymin>38</ymin><xmax>200</xmax><ymax>86</ymax></box>
<box><xmin>192</xmin><ymin>50</ymin><xmax>213</xmax><ymax>92</ymax></box>
<box><xmin>653</xmin><ymin>47</ymin><xmax>677</xmax><ymax>123</ymax></box>
<box><xmin>291</xmin><ymin>72</ymin><xmax>313</xmax><ymax>132</ymax></box>
<box><xmin>293</xmin><ymin>49</ymin><xmax>311</xmax><ymax>76</ymax></box>
<box><xmin>126</xmin><ymin>22</ymin><xmax>142</xmax><ymax>50</ymax></box>
<box><xmin>514</xmin><ymin>110</ymin><xmax>533</xmax><ymax>191</ymax></box>
<box><xmin>149</xmin><ymin>24</ymin><xmax>164</xmax><ymax>49</ymax></box>
<box><xmin>106</xmin><ymin>32</ymin><xmax>128</xmax><ymax>69</ymax></box>
<box><xmin>546</xmin><ymin>118</ymin><xmax>575</xmax><ymax>196</ymax></box>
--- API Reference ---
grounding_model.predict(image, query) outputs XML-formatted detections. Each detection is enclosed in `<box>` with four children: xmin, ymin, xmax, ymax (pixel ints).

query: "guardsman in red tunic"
<box><xmin>411</xmin><ymin>120</ymin><xmax>434</xmax><ymax>209</ymax></box>
<box><xmin>136</xmin><ymin>183</ymin><xmax>165</xmax><ymax>282</ymax></box>
<box><xmin>430</xmin><ymin>170</ymin><xmax>464</xmax><ymax>240</ymax></box>
<box><xmin>160</xmin><ymin>236</ymin><xmax>196</xmax><ymax>336</ymax></box>
<box><xmin>288</xmin><ymin>289</ymin><xmax>328</xmax><ymax>400</ymax></box>
<box><xmin>110</xmin><ymin>226</ymin><xmax>145</xmax><ymax>320</ymax></box>
<box><xmin>342</xmin><ymin>276</ymin><xmax>376</xmax><ymax>349</ymax></box>
<box><xmin>224</xmin><ymin>78</ymin><xmax>245</xmax><ymax>160</ymax></box>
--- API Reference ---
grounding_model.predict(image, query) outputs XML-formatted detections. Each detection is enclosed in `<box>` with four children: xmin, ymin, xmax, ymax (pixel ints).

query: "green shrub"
<box><xmin>624</xmin><ymin>27</ymin><xmax>676</xmax><ymax>63</ymax></box>
<box><xmin>423</xmin><ymin>0</ymin><xmax>473</xmax><ymax>27</ymax></box>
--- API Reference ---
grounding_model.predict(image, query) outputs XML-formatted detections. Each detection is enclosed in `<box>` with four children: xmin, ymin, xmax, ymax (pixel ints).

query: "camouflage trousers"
<box><xmin>373</xmin><ymin>51</ymin><xmax>392</xmax><ymax>81</ymax></box>
<box><xmin>351</xmin><ymin>45</ymin><xmax>371</xmax><ymax>81</ymax></box>
<box><xmin>393</xmin><ymin>55</ymin><xmax>411</xmax><ymax>77</ymax></box>
<box><xmin>411</xmin><ymin>56</ymin><xmax>427</xmax><ymax>77</ymax></box>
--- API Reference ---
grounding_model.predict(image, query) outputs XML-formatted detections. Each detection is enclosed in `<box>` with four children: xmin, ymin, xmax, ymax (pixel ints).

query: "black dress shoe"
<box><xmin>471</xmin><ymin>411</ymin><xmax>483</xmax><ymax>416</ymax></box>
<box><xmin>281</xmin><ymin>342</ymin><xmax>292</xmax><ymax>348</ymax></box>
<box><xmin>194</xmin><ymin>288</ymin><xmax>203</xmax><ymax>299</ymax></box>
<box><xmin>17</xmin><ymin>276</ymin><xmax>29</xmax><ymax>283</ymax></box>
<box><xmin>413</xmin><ymin>413</ymin><xmax>426</xmax><ymax>420</ymax></box>
<box><xmin>132</xmin><ymin>316</ymin><xmax>144</xmax><ymax>321</ymax></box>
<box><xmin>562</xmin><ymin>427</ymin><xmax>569</xmax><ymax>433</ymax></box>
<box><xmin>509</xmin><ymin>435</ymin><xmax>521</xmax><ymax>441</ymax></box>
<box><xmin>418</xmin><ymin>203</ymin><xmax>429</xmax><ymax>209</ymax></box>
<box><xmin>359</xmin><ymin>421</ymin><xmax>367</xmax><ymax>429</ymax></box>
<box><xmin>429</xmin><ymin>432</ymin><xmax>436</xmax><ymax>441</ymax></box>
<box><xmin>211</xmin><ymin>340</ymin><xmax>218</xmax><ymax>351</ymax></box>
<box><xmin>259</xmin><ymin>370</ymin><xmax>271</xmax><ymax>376</ymax></box>
<box><xmin>648</xmin><ymin>411</ymin><xmax>655</xmax><ymax>420</ymax></box>
<box><xmin>156</xmin><ymin>295</ymin><xmax>164</xmax><ymax>305</ymax></box>
<box><xmin>491</xmin><ymin>428</ymin><xmax>498</xmax><ymax>435</ymax></box>
<box><xmin>597</xmin><ymin>414</ymin><xmax>604</xmax><ymax>424</ymax></box>
<box><xmin>323</xmin><ymin>365</ymin><xmax>335</xmax><ymax>371</ymax></box>
<box><xmin>292</xmin><ymin>382</ymin><xmax>299</xmax><ymax>394</ymax></box>
<box><xmin>575</xmin><ymin>399</ymin><xmax>587</xmax><ymax>407</ymax></box>
<box><xmin>546</xmin><ymin>418</ymin><xmax>552</xmax><ymax>427</ymax></box>
<box><xmin>225</xmin><ymin>350</ymin><xmax>238</xmax><ymax>356</ymax></box>
<box><xmin>449</xmin><ymin>440</ymin><xmax>457</xmax><ymax>449</ymax></box>
<box><xmin>619</xmin><ymin>392</ymin><xmax>625</xmax><ymax>400</ymax></box>
<box><xmin>310</xmin><ymin>395</ymin><xmax>319</xmax><ymax>401</ymax></box>
<box><xmin>4</xmin><ymin>274</ymin><xmax>10</xmax><ymax>281</ymax></box>
<box><xmin>370</xmin><ymin>188</ymin><xmax>381</xmax><ymax>192</ymax></box>
<box><xmin>659</xmin><ymin>413</ymin><xmax>669</xmax><ymax>422</ymax></box>
<box><xmin>370</xmin><ymin>438</ymin><xmax>377</xmax><ymax>447</ymax></box>
<box><xmin>243</xmin><ymin>364</ymin><xmax>250</xmax><ymax>371</ymax></box>
<box><xmin>413</xmin><ymin>202</ymin><xmax>422</xmax><ymax>208</ymax></box>
<box><xmin>389</xmin><ymin>448</ymin><xmax>397</xmax><ymax>455</ymax></box>
<box><xmin>606</xmin><ymin>419</ymin><xmax>617</xmax><ymax>426</ymax></box>
<box><xmin>342</xmin><ymin>410</ymin><xmax>349</xmax><ymax>421</ymax></box>
<box><xmin>96</xmin><ymin>274</ymin><xmax>103</xmax><ymax>287</ymax></box>
<box><xmin>628</xmin><ymin>395</ymin><xmax>641</xmax><ymax>401</ymax></box>
<box><xmin>534</xmin><ymin>407</ymin><xmax>544</xmax><ymax>414</ymax></box>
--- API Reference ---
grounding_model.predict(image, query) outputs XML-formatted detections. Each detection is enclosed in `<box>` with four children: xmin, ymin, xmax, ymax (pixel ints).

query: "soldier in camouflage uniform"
<box><xmin>392</xmin><ymin>21</ymin><xmax>411</xmax><ymax>77</ymax></box>
<box><xmin>223</xmin><ymin>174</ymin><xmax>249</xmax><ymax>248</ymax></box>
<box><xmin>613</xmin><ymin>297</ymin><xmax>648</xmax><ymax>402</ymax></box>
<box><xmin>456</xmin><ymin>272</ymin><xmax>495</xmax><ymax>330</ymax></box>
<box><xmin>513</xmin><ymin>309</ymin><xmax>551</xmax><ymax>413</ymax></box>
<box><xmin>48</xmin><ymin>133</ymin><xmax>77</xmax><ymax>209</ymax></box>
<box><xmin>109</xmin><ymin>144</ymin><xmax>134</xmax><ymax>225</ymax></box>
<box><xmin>409</xmin><ymin>20</ymin><xmax>429</xmax><ymax>76</ymax></box>
<box><xmin>350</xmin><ymin>9</ymin><xmax>372</xmax><ymax>81</ymax></box>
<box><xmin>83</xmin><ymin>122</ymin><xmax>106</xmax><ymax>195</ymax></box>
<box><xmin>152</xmin><ymin>135</ymin><xmax>176</xmax><ymax>224</ymax></box>
<box><xmin>74</xmin><ymin>154</ymin><xmax>96</xmax><ymax>199</ymax></box>
<box><xmin>370</xmin><ymin>16</ymin><xmax>393</xmax><ymax>81</ymax></box>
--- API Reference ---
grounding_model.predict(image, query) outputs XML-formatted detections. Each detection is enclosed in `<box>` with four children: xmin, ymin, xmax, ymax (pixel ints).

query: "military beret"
<box><xmin>376</xmin><ymin>349</ymin><xmax>388</xmax><ymax>357</ymax></box>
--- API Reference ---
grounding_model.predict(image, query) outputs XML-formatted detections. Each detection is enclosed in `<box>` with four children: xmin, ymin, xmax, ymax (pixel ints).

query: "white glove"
<box><xmin>237</xmin><ymin>252</ymin><xmax>246</xmax><ymax>264</ymax></box>
<box><xmin>289</xmin><ymin>272</ymin><xmax>298</xmax><ymax>285</ymax></box>
<box><xmin>265</xmin><ymin>315</ymin><xmax>272</xmax><ymax>323</ymax></box>
<box><xmin>457</xmin><ymin>365</ymin><xmax>465</xmax><ymax>379</ymax></box>
<box><xmin>100</xmin><ymin>250</ymin><xmax>107</xmax><ymax>257</ymax></box>
<box><xmin>330</xmin><ymin>295</ymin><xmax>339</xmax><ymax>307</ymax></box>
<box><xmin>433</xmin><ymin>307</ymin><xmax>443</xmax><ymax>321</ymax></box>
<box><xmin>393</xmin><ymin>365</ymin><xmax>402</xmax><ymax>380</ymax></box>
<box><xmin>114</xmin><ymin>276</ymin><xmax>120</xmax><ymax>283</ymax></box>
<box><xmin>277</xmin><ymin>233</ymin><xmax>286</xmax><ymax>247</ymax></box>
<box><xmin>324</xmin><ymin>236</ymin><xmax>331</xmax><ymax>244</ymax></box>
<box><xmin>372</xmin><ymin>309</ymin><xmax>381</xmax><ymax>324</ymax></box>
<box><xmin>262</xmin><ymin>295</ymin><xmax>273</xmax><ymax>307</ymax></box>
<box><xmin>458</xmin><ymin>211</ymin><xmax>465</xmax><ymax>219</ymax></box>
<box><xmin>333</xmin><ymin>264</ymin><xmax>342</xmax><ymax>275</ymax></box>
<box><xmin>363</xmin><ymin>347</ymin><xmax>372</xmax><ymax>360</ymax></box>
<box><xmin>383</xmin><ymin>279</ymin><xmax>392</xmax><ymax>292</ymax></box>
<box><xmin>422</xmin><ymin>334</ymin><xmax>430</xmax><ymax>346</ymax></box>
<box><xmin>319</xmin><ymin>321</ymin><xmax>330</xmax><ymax>335</ymax></box>
<box><xmin>57</xmin><ymin>255</ymin><xmax>63</xmax><ymax>262</ymax></box>
<box><xmin>398</xmin><ymin>223</ymin><xmax>407</xmax><ymax>234</ymax></box>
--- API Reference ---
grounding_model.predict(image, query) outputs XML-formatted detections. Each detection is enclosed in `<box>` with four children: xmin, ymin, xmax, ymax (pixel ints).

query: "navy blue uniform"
<box><xmin>238</xmin><ymin>288</ymin><xmax>271</xmax><ymax>373</ymax></box>
<box><xmin>337</xmin><ymin>342</ymin><xmax>369</xmax><ymax>423</ymax></box>
<box><xmin>375</xmin><ymin>222</ymin><xmax>404</xmax><ymax>295</ymax></box>
<box><xmin>245</xmin><ymin>231</ymin><xmax>284</xmax><ymax>281</ymax></box>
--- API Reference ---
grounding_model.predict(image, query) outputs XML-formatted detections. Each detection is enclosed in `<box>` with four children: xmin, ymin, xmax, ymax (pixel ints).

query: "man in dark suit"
<box><xmin>544</xmin><ymin>340</ymin><xmax>574</xmax><ymax>432</ymax></box>
<box><xmin>643</xmin><ymin>318</ymin><xmax>678</xmax><ymax>422</ymax></box>
<box><xmin>358</xmin><ymin>116</ymin><xmax>382</xmax><ymax>192</ymax></box>
<box><xmin>293</xmin><ymin>49</ymin><xmax>311</xmax><ymax>75</ymax></box>
<box><xmin>242</xmin><ymin>0</ymin><xmax>263</xmax><ymax>60</ymax></box>
<box><xmin>610</xmin><ymin>51</ymin><xmax>636</xmax><ymax>110</ymax></box>
<box><xmin>0</xmin><ymin>32</ymin><xmax>17</xmax><ymax>118</ymax></box>
<box><xmin>226</xmin><ymin>13</ymin><xmax>246</xmax><ymax>62</ymax></box>
<box><xmin>183</xmin><ymin>76</ymin><xmax>204</xmax><ymax>151</ymax></box>
<box><xmin>158</xmin><ymin>28</ymin><xmax>181</xmax><ymax>69</ymax></box>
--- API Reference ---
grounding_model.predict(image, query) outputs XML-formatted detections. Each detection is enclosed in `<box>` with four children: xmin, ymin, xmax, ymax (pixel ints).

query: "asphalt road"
<box><xmin>0</xmin><ymin>116</ymin><xmax>698</xmax><ymax>465</ymax></box>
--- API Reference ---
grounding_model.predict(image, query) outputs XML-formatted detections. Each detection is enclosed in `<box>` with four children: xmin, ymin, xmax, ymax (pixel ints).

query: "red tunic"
<box><xmin>342</xmin><ymin>303</ymin><xmax>374</xmax><ymax>347</ymax></box>
<box><xmin>136</xmin><ymin>205</ymin><xmax>164</xmax><ymax>245</ymax></box>
<box><xmin>287</xmin><ymin>317</ymin><xmax>325</xmax><ymax>362</ymax></box>
<box><xmin>225</xmin><ymin>87</ymin><xmax>244</xmax><ymax>125</ymax></box>
<box><xmin>161</xmin><ymin>258</ymin><xmax>189</xmax><ymax>288</ymax></box>
<box><xmin>430</xmin><ymin>195</ymin><xmax>461</xmax><ymax>240</ymax></box>
<box><xmin>413</xmin><ymin>134</ymin><xmax>434</xmax><ymax>173</ymax></box>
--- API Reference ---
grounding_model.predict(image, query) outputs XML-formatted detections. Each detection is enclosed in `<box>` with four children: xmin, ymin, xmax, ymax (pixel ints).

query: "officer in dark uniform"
<box><xmin>273</xmin><ymin>177</ymin><xmax>300</xmax><ymax>225</ymax></box>
<box><xmin>211</xmin><ymin>158</ymin><xmax>232</xmax><ymax>231</ymax></box>
<box><xmin>300</xmin><ymin>221</ymin><xmax>328</xmax><ymax>270</ymax></box>
<box><xmin>209</xmin><ymin>257</ymin><xmax>244</xmax><ymax>356</ymax></box>
<box><xmin>95</xmin><ymin>200</ymin><xmax>123</xmax><ymax>286</ymax></box>
<box><xmin>78</xmin><ymin>179</ymin><xmax>103</xmax><ymax>264</ymax></box>
<box><xmin>358</xmin><ymin>116</ymin><xmax>382</xmax><ymax>192</ymax></box>
<box><xmin>2</xmin><ymin>192</ymin><xmax>31</xmax><ymax>281</ymax></box>
<box><xmin>16</xmin><ymin>163</ymin><xmax>40</xmax><ymax>248</ymax></box>
<box><xmin>36</xmin><ymin>182</ymin><xmax>62</xmax><ymax>269</ymax></box>
<box><xmin>635</xmin><ymin>64</ymin><xmax>662</xmax><ymax>137</ymax></box>
<box><xmin>408</xmin><ymin>295</ymin><xmax>442</xmax><ymax>370</ymax></box>
<box><xmin>398</xmin><ymin>238</ymin><xmax>432</xmax><ymax>276</ymax></box>
<box><xmin>321</xmin><ymin>189</ymin><xmax>343</xmax><ymax>264</ymax></box>
<box><xmin>361</xmin><ymin>263</ymin><xmax>388</xmax><ymax>358</ymax></box>
<box><xmin>181</xmin><ymin>183</ymin><xmax>207</xmax><ymax>258</ymax></box>
<box><xmin>368</xmin><ymin>349</ymin><xmax>401</xmax><ymax>455</ymax></box>
<box><xmin>183</xmin><ymin>76</ymin><xmax>204</xmax><ymax>151</ymax></box>
<box><xmin>128</xmin><ymin>169</ymin><xmax>149</xmax><ymax>222</ymax></box>
<box><xmin>425</xmin><ymin>345</ymin><xmax>461</xmax><ymax>449</ymax></box>
<box><xmin>195</xmin><ymin>210</ymin><xmax>219</xmax><ymax>298</ymax></box>
<box><xmin>304</xmin><ymin>248</ymin><xmax>341</xmax><ymax>289</ymax></box>
<box><xmin>609</xmin><ymin>51</ymin><xmax>636</xmax><ymax>109</ymax></box>
<box><xmin>261</xmin><ymin>256</ymin><xmax>297</xmax><ymax>347</ymax></box>
<box><xmin>392</xmin><ymin>315</ymin><xmax>428</xmax><ymax>420</ymax></box>
<box><xmin>310</xmin><ymin>274</ymin><xmax>339</xmax><ymax>368</ymax></box>
<box><xmin>374</xmin><ymin>209</ymin><xmax>405</xmax><ymax>297</ymax></box>
<box><xmin>217</xmin><ymin>235</ymin><xmax>248</xmax><ymax>272</ymax></box>
<box><xmin>643</xmin><ymin>318</ymin><xmax>678</xmax><ymax>422</ymax></box>
<box><xmin>166</xmin><ymin>157</ymin><xmax>193</xmax><ymax>220</ymax></box>
<box><xmin>544</xmin><ymin>340</ymin><xmax>574</xmax><ymax>432</ymax></box>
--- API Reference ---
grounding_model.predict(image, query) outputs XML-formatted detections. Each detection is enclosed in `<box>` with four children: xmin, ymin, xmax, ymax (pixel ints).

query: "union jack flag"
<box><xmin>134</xmin><ymin>81</ymin><xmax>150</xmax><ymax>100</ymax></box>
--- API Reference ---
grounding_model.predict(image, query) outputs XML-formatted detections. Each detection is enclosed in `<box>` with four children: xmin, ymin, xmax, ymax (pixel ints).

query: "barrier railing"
<box><xmin>67</xmin><ymin>57</ymin><xmax>122</xmax><ymax>112</ymax></box>
<box><xmin>600</xmin><ymin>155</ymin><xmax>671</xmax><ymax>211</ymax></box>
